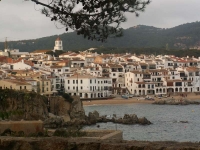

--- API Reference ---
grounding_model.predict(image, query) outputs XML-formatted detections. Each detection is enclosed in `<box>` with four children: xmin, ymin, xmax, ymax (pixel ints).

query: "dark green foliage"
<box><xmin>31</xmin><ymin>0</ymin><xmax>150</xmax><ymax>41</ymax></box>
<box><xmin>1</xmin><ymin>22</ymin><xmax>200</xmax><ymax>52</ymax></box>
<box><xmin>45</xmin><ymin>50</ymin><xmax>65</xmax><ymax>57</ymax></box>
<box><xmin>53</xmin><ymin>128</ymin><xmax>86</xmax><ymax>138</ymax></box>
<box><xmin>1</xmin><ymin>129</ymin><xmax>15</xmax><ymax>136</ymax></box>
<box><xmin>0</xmin><ymin>129</ymin><xmax>49</xmax><ymax>137</ymax></box>
<box><xmin>93</xmin><ymin>47</ymin><xmax>200</xmax><ymax>57</ymax></box>
<box><xmin>59</xmin><ymin>92</ymin><xmax>74</xmax><ymax>103</ymax></box>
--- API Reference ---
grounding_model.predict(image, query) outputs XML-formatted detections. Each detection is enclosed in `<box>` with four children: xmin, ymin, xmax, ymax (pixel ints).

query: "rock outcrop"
<box><xmin>0</xmin><ymin>89</ymin><xmax>151</xmax><ymax>127</ymax></box>
<box><xmin>86</xmin><ymin>112</ymin><xmax>151</xmax><ymax>125</ymax></box>
<box><xmin>44</xmin><ymin>96</ymin><xmax>87</xmax><ymax>128</ymax></box>
<box><xmin>0</xmin><ymin>89</ymin><xmax>48</xmax><ymax>121</ymax></box>
<box><xmin>69</xmin><ymin>96</ymin><xmax>86</xmax><ymax>121</ymax></box>
<box><xmin>153</xmin><ymin>98</ymin><xmax>200</xmax><ymax>105</ymax></box>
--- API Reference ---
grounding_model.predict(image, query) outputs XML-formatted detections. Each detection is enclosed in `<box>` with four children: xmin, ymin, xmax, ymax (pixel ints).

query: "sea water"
<box><xmin>83</xmin><ymin>103</ymin><xmax>200</xmax><ymax>142</ymax></box>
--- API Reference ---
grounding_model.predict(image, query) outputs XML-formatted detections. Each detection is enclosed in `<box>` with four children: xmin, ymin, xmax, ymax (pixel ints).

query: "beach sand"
<box><xmin>82</xmin><ymin>93</ymin><xmax>200</xmax><ymax>106</ymax></box>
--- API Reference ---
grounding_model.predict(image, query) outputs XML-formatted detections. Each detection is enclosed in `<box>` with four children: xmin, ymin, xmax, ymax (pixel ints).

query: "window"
<box><xmin>68</xmin><ymin>87</ymin><xmax>70</xmax><ymax>90</ymax></box>
<box><xmin>46</xmin><ymin>88</ymin><xmax>48</xmax><ymax>91</ymax></box>
<box><xmin>73</xmin><ymin>86</ymin><xmax>75</xmax><ymax>89</ymax></box>
<box><xmin>113</xmin><ymin>73</ymin><xmax>116</xmax><ymax>76</ymax></box>
<box><xmin>80</xmin><ymin>93</ymin><xmax>82</xmax><ymax>97</ymax></box>
<box><xmin>58</xmin><ymin>69</ymin><xmax>61</xmax><ymax>72</ymax></box>
<box><xmin>90</xmin><ymin>86</ymin><xmax>92</xmax><ymax>91</ymax></box>
<box><xmin>68</xmin><ymin>80</ymin><xmax>70</xmax><ymax>84</ymax></box>
<box><xmin>65</xmin><ymin>69</ymin><xmax>69</xmax><ymax>72</ymax></box>
<box><xmin>73</xmin><ymin>80</ymin><xmax>75</xmax><ymax>84</ymax></box>
<box><xmin>24</xmin><ymin>86</ymin><xmax>26</xmax><ymax>89</ymax></box>
<box><xmin>81</xmin><ymin>80</ymin><xmax>83</xmax><ymax>84</ymax></box>
<box><xmin>81</xmin><ymin>86</ymin><xmax>83</xmax><ymax>89</ymax></box>
<box><xmin>46</xmin><ymin>82</ymin><xmax>48</xmax><ymax>85</ymax></box>
<box><xmin>76</xmin><ymin>80</ymin><xmax>78</xmax><ymax>84</ymax></box>
<box><xmin>90</xmin><ymin>80</ymin><xmax>92</xmax><ymax>83</ymax></box>
<box><xmin>20</xmin><ymin>86</ymin><xmax>22</xmax><ymax>90</ymax></box>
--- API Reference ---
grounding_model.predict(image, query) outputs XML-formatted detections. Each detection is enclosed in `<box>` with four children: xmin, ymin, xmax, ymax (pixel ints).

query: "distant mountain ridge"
<box><xmin>1</xmin><ymin>21</ymin><xmax>200</xmax><ymax>52</ymax></box>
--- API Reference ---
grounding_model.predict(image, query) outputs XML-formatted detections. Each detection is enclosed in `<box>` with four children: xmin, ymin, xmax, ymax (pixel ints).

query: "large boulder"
<box><xmin>69</xmin><ymin>96</ymin><xmax>86</xmax><ymax>120</ymax></box>
<box><xmin>44</xmin><ymin>117</ymin><xmax>64</xmax><ymax>128</ymax></box>
<box><xmin>138</xmin><ymin>117</ymin><xmax>151</xmax><ymax>125</ymax></box>
<box><xmin>121</xmin><ymin>114</ymin><xmax>139</xmax><ymax>124</ymax></box>
<box><xmin>87</xmin><ymin>112</ymin><xmax>98</xmax><ymax>124</ymax></box>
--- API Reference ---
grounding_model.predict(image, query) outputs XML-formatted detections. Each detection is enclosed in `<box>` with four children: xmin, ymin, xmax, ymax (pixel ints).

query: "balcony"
<box><xmin>155</xmin><ymin>84</ymin><xmax>163</xmax><ymax>87</ymax></box>
<box><xmin>143</xmin><ymin>77</ymin><xmax>151</xmax><ymax>80</ymax></box>
<box><xmin>138</xmin><ymin>86</ymin><xmax>145</xmax><ymax>88</ymax></box>
<box><xmin>102</xmin><ymin>70</ymin><xmax>110</xmax><ymax>74</ymax></box>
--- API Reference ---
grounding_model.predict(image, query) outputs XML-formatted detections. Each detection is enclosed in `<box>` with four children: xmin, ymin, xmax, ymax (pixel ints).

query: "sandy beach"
<box><xmin>82</xmin><ymin>93</ymin><xmax>200</xmax><ymax>106</ymax></box>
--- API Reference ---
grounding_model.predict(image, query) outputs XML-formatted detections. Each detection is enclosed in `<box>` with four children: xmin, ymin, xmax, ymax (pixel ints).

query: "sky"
<box><xmin>0</xmin><ymin>0</ymin><xmax>200</xmax><ymax>42</ymax></box>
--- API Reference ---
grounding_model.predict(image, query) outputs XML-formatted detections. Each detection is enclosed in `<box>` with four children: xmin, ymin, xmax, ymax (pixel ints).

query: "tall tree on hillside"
<box><xmin>29</xmin><ymin>0</ymin><xmax>150</xmax><ymax>41</ymax></box>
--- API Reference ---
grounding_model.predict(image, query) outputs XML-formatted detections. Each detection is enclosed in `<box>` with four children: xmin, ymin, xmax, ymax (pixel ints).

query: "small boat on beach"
<box><xmin>121</xmin><ymin>95</ymin><xmax>129</xmax><ymax>99</ymax></box>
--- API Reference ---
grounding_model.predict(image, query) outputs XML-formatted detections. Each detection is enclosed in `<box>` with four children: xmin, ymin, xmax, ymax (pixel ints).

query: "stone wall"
<box><xmin>0</xmin><ymin>137</ymin><xmax>200</xmax><ymax>150</ymax></box>
<box><xmin>0</xmin><ymin>120</ymin><xmax>43</xmax><ymax>135</ymax></box>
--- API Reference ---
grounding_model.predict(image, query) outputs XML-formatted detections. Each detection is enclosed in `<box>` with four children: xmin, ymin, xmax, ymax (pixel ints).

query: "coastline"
<box><xmin>82</xmin><ymin>93</ymin><xmax>200</xmax><ymax>106</ymax></box>
<box><xmin>82</xmin><ymin>98</ymin><xmax>153</xmax><ymax>106</ymax></box>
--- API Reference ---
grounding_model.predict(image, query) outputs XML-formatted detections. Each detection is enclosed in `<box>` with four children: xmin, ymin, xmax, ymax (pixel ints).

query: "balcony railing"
<box><xmin>143</xmin><ymin>77</ymin><xmax>151</xmax><ymax>79</ymax></box>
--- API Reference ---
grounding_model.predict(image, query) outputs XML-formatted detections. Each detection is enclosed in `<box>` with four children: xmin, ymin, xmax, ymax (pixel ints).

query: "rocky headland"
<box><xmin>0</xmin><ymin>89</ymin><xmax>151</xmax><ymax>129</ymax></box>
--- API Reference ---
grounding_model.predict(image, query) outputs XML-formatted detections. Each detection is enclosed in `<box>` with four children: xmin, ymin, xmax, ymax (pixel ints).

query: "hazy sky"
<box><xmin>0</xmin><ymin>0</ymin><xmax>200</xmax><ymax>41</ymax></box>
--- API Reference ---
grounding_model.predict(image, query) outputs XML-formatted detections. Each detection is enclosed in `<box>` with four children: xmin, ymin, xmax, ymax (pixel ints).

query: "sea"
<box><xmin>83</xmin><ymin>103</ymin><xmax>200</xmax><ymax>142</ymax></box>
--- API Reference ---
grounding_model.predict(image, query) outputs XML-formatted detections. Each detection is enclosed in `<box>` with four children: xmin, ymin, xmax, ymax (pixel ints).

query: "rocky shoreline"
<box><xmin>153</xmin><ymin>98</ymin><xmax>200</xmax><ymax>105</ymax></box>
<box><xmin>44</xmin><ymin>111</ymin><xmax>151</xmax><ymax>129</ymax></box>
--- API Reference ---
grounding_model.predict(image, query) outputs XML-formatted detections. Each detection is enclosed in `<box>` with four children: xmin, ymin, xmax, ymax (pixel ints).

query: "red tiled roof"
<box><xmin>31</xmin><ymin>50</ymin><xmax>51</xmax><ymax>53</ymax></box>
<box><xmin>56</xmin><ymin>37</ymin><xmax>61</xmax><ymax>41</ymax></box>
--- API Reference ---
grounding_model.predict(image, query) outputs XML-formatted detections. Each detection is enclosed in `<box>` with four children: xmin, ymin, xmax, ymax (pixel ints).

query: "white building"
<box><xmin>54</xmin><ymin>37</ymin><xmax>63</xmax><ymax>51</ymax></box>
<box><xmin>2</xmin><ymin>59</ymin><xmax>33</xmax><ymax>70</ymax></box>
<box><xmin>64</xmin><ymin>74</ymin><xmax>112</xmax><ymax>99</ymax></box>
<box><xmin>125</xmin><ymin>70</ymin><xmax>167</xmax><ymax>96</ymax></box>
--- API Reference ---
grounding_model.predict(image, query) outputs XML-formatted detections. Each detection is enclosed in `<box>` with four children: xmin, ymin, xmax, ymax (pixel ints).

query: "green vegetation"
<box><xmin>0</xmin><ymin>129</ymin><xmax>49</xmax><ymax>137</ymax></box>
<box><xmin>53</xmin><ymin>128</ymin><xmax>86</xmax><ymax>138</ymax></box>
<box><xmin>93</xmin><ymin>47</ymin><xmax>200</xmax><ymax>57</ymax></box>
<box><xmin>45</xmin><ymin>50</ymin><xmax>65</xmax><ymax>57</ymax></box>
<box><xmin>1</xmin><ymin>22</ymin><xmax>200</xmax><ymax>52</ymax></box>
<box><xmin>59</xmin><ymin>92</ymin><xmax>74</xmax><ymax>103</ymax></box>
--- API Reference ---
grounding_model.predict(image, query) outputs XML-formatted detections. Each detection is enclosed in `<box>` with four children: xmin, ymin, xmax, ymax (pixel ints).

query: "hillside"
<box><xmin>1</xmin><ymin>21</ymin><xmax>200</xmax><ymax>52</ymax></box>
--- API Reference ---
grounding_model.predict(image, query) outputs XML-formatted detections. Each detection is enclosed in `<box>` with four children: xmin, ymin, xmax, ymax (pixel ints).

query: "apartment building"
<box><xmin>0</xmin><ymin>79</ymin><xmax>32</xmax><ymax>91</ymax></box>
<box><xmin>64</xmin><ymin>74</ymin><xmax>112</xmax><ymax>99</ymax></box>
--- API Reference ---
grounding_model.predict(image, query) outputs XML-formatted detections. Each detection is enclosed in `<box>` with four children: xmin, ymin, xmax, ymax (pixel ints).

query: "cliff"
<box><xmin>0</xmin><ymin>89</ymin><xmax>48</xmax><ymax>120</ymax></box>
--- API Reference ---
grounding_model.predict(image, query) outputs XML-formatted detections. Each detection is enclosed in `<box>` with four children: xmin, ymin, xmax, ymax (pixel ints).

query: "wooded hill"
<box><xmin>1</xmin><ymin>21</ymin><xmax>200</xmax><ymax>52</ymax></box>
